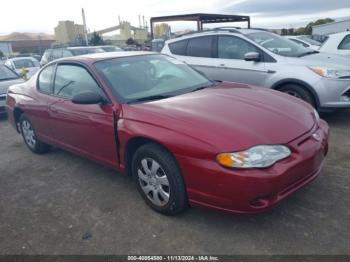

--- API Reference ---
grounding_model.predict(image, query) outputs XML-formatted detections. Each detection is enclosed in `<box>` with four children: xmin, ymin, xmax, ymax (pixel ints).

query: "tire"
<box><xmin>132</xmin><ymin>143</ymin><xmax>187</xmax><ymax>215</ymax></box>
<box><xmin>279</xmin><ymin>84</ymin><xmax>316</xmax><ymax>108</ymax></box>
<box><xmin>19</xmin><ymin>114</ymin><xmax>50</xmax><ymax>154</ymax></box>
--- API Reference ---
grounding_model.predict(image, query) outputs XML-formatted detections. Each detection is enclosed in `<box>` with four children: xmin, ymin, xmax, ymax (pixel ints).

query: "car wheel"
<box><xmin>132</xmin><ymin>143</ymin><xmax>187</xmax><ymax>215</ymax></box>
<box><xmin>279</xmin><ymin>84</ymin><xmax>316</xmax><ymax>108</ymax></box>
<box><xmin>19</xmin><ymin>114</ymin><xmax>50</xmax><ymax>154</ymax></box>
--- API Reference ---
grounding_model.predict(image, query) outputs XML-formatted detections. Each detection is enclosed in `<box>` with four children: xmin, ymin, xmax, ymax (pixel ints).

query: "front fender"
<box><xmin>118</xmin><ymin>118</ymin><xmax>217</xmax><ymax>163</ymax></box>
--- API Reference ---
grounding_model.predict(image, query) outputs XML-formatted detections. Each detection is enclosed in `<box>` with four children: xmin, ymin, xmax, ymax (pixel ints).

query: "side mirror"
<box><xmin>244</xmin><ymin>52</ymin><xmax>261</xmax><ymax>62</ymax></box>
<box><xmin>72</xmin><ymin>91</ymin><xmax>105</xmax><ymax>105</ymax></box>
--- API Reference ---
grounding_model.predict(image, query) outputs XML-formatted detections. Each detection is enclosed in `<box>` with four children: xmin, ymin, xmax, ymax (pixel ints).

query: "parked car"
<box><xmin>285</xmin><ymin>36</ymin><xmax>321</xmax><ymax>51</ymax></box>
<box><xmin>0</xmin><ymin>65</ymin><xmax>23</xmax><ymax>116</ymax></box>
<box><xmin>96</xmin><ymin>45</ymin><xmax>124</xmax><ymax>52</ymax></box>
<box><xmin>162</xmin><ymin>28</ymin><xmax>350</xmax><ymax>110</ymax></box>
<box><xmin>319</xmin><ymin>31</ymin><xmax>350</xmax><ymax>56</ymax></box>
<box><xmin>5</xmin><ymin>57</ymin><xmax>40</xmax><ymax>78</ymax></box>
<box><xmin>6</xmin><ymin>52</ymin><xmax>329</xmax><ymax>215</ymax></box>
<box><xmin>40</xmin><ymin>46</ymin><xmax>105</xmax><ymax>66</ymax></box>
<box><xmin>123</xmin><ymin>45</ymin><xmax>139</xmax><ymax>51</ymax></box>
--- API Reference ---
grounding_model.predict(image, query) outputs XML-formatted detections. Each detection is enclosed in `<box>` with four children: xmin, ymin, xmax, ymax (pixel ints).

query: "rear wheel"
<box><xmin>19</xmin><ymin>114</ymin><xmax>50</xmax><ymax>154</ymax></box>
<box><xmin>279</xmin><ymin>84</ymin><xmax>316</xmax><ymax>108</ymax></box>
<box><xmin>132</xmin><ymin>143</ymin><xmax>187</xmax><ymax>215</ymax></box>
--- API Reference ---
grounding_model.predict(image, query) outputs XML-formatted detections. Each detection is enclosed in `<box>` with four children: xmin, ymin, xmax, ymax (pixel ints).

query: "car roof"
<box><xmin>66</xmin><ymin>46</ymin><xmax>103</xmax><ymax>50</ymax></box>
<box><xmin>56</xmin><ymin>51</ymin><xmax>158</xmax><ymax>63</ymax></box>
<box><xmin>166</xmin><ymin>28</ymin><xmax>266</xmax><ymax>43</ymax></box>
<box><xmin>7</xmin><ymin>57</ymin><xmax>37</xmax><ymax>61</ymax></box>
<box><xmin>329</xmin><ymin>31</ymin><xmax>350</xmax><ymax>37</ymax></box>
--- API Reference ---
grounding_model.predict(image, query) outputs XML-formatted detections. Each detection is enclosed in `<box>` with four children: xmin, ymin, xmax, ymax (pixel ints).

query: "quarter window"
<box><xmin>218</xmin><ymin>36</ymin><xmax>259</xmax><ymax>60</ymax></box>
<box><xmin>54</xmin><ymin>65</ymin><xmax>101</xmax><ymax>99</ymax></box>
<box><xmin>187</xmin><ymin>36</ymin><xmax>213</xmax><ymax>58</ymax></box>
<box><xmin>339</xmin><ymin>35</ymin><xmax>350</xmax><ymax>50</ymax></box>
<box><xmin>38</xmin><ymin>65</ymin><xmax>55</xmax><ymax>93</ymax></box>
<box><xmin>169</xmin><ymin>40</ymin><xmax>188</xmax><ymax>55</ymax></box>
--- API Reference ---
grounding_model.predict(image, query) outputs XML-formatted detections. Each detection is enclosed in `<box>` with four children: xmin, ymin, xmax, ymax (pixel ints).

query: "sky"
<box><xmin>1</xmin><ymin>0</ymin><xmax>350</xmax><ymax>35</ymax></box>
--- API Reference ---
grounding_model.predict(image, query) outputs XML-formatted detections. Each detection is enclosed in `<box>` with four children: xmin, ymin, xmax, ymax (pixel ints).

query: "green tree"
<box><xmin>89</xmin><ymin>32</ymin><xmax>105</xmax><ymax>46</ymax></box>
<box><xmin>126</xmin><ymin>38</ymin><xmax>137</xmax><ymax>45</ymax></box>
<box><xmin>295</xmin><ymin>18</ymin><xmax>335</xmax><ymax>35</ymax></box>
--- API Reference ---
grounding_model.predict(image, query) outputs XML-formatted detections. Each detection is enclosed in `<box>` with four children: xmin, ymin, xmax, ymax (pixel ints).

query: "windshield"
<box><xmin>13</xmin><ymin>59</ymin><xmax>39</xmax><ymax>69</ymax></box>
<box><xmin>0</xmin><ymin>65</ymin><xmax>19</xmax><ymax>81</ymax></box>
<box><xmin>298</xmin><ymin>36</ymin><xmax>321</xmax><ymax>46</ymax></box>
<box><xmin>247</xmin><ymin>32</ymin><xmax>314</xmax><ymax>57</ymax></box>
<box><xmin>95</xmin><ymin>54</ymin><xmax>212</xmax><ymax>103</ymax></box>
<box><xmin>70</xmin><ymin>48</ymin><xmax>104</xmax><ymax>56</ymax></box>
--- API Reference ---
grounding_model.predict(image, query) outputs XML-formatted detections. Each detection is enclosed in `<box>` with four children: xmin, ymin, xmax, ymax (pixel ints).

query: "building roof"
<box><xmin>150</xmin><ymin>13</ymin><xmax>250</xmax><ymax>24</ymax></box>
<box><xmin>0</xmin><ymin>32</ymin><xmax>54</xmax><ymax>41</ymax></box>
<box><xmin>150</xmin><ymin>13</ymin><xmax>251</xmax><ymax>38</ymax></box>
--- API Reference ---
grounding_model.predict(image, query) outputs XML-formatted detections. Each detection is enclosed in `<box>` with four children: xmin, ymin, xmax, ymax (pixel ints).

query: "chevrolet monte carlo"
<box><xmin>6</xmin><ymin>52</ymin><xmax>329</xmax><ymax>215</ymax></box>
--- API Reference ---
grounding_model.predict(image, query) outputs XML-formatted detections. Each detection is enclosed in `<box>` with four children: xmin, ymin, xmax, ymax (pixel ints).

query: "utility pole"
<box><xmin>82</xmin><ymin>8</ymin><xmax>89</xmax><ymax>46</ymax></box>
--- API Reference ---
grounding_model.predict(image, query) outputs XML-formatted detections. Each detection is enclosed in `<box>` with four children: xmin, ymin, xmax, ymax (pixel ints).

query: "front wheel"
<box><xmin>19</xmin><ymin>114</ymin><xmax>50</xmax><ymax>154</ymax></box>
<box><xmin>279</xmin><ymin>84</ymin><xmax>316</xmax><ymax>108</ymax></box>
<box><xmin>132</xmin><ymin>143</ymin><xmax>188</xmax><ymax>215</ymax></box>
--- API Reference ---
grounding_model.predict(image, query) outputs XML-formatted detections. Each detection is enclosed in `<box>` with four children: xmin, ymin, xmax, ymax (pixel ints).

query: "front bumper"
<box><xmin>177</xmin><ymin>120</ymin><xmax>329</xmax><ymax>215</ymax></box>
<box><xmin>315</xmin><ymin>78</ymin><xmax>350</xmax><ymax>109</ymax></box>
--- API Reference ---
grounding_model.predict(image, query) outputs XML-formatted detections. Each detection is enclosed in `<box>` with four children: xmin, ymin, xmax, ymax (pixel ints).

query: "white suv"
<box><xmin>162</xmin><ymin>28</ymin><xmax>350</xmax><ymax>109</ymax></box>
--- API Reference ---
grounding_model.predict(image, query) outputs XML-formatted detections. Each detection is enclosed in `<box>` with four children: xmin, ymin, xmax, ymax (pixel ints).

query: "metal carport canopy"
<box><xmin>150</xmin><ymin>13</ymin><xmax>251</xmax><ymax>38</ymax></box>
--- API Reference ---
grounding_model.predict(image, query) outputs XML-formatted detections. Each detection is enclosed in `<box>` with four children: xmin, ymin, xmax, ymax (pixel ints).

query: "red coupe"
<box><xmin>6</xmin><ymin>52</ymin><xmax>329</xmax><ymax>215</ymax></box>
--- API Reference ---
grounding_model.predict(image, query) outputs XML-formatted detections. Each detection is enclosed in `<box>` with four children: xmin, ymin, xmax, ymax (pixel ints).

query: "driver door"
<box><xmin>48</xmin><ymin>63</ymin><xmax>118</xmax><ymax>168</ymax></box>
<box><xmin>210</xmin><ymin>35</ymin><xmax>268</xmax><ymax>86</ymax></box>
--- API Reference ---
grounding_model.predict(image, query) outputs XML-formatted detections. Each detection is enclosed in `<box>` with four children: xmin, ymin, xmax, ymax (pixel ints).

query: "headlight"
<box><xmin>216</xmin><ymin>145</ymin><xmax>291</xmax><ymax>169</ymax></box>
<box><xmin>309</xmin><ymin>67</ymin><xmax>350</xmax><ymax>79</ymax></box>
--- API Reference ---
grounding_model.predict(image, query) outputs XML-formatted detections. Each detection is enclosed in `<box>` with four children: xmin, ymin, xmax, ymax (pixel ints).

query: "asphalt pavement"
<box><xmin>0</xmin><ymin>110</ymin><xmax>349</xmax><ymax>255</ymax></box>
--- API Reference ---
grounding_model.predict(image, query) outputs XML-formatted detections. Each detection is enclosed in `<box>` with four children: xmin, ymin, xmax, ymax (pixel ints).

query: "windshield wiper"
<box><xmin>298</xmin><ymin>50</ymin><xmax>319</xmax><ymax>57</ymax></box>
<box><xmin>190</xmin><ymin>82</ymin><xmax>217</xmax><ymax>93</ymax></box>
<box><xmin>0</xmin><ymin>77</ymin><xmax>20</xmax><ymax>81</ymax></box>
<box><xmin>127</xmin><ymin>94</ymin><xmax>172</xmax><ymax>104</ymax></box>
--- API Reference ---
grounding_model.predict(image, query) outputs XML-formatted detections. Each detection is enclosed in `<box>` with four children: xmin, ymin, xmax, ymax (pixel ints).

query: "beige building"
<box><xmin>54</xmin><ymin>21</ymin><xmax>85</xmax><ymax>44</ymax></box>
<box><xmin>93</xmin><ymin>22</ymin><xmax>148</xmax><ymax>46</ymax></box>
<box><xmin>154</xmin><ymin>23</ymin><xmax>171</xmax><ymax>39</ymax></box>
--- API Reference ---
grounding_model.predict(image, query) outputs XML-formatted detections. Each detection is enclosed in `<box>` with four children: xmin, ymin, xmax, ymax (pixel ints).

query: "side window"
<box><xmin>338</xmin><ymin>35</ymin><xmax>350</xmax><ymax>50</ymax></box>
<box><xmin>218</xmin><ymin>36</ymin><xmax>259</xmax><ymax>60</ymax></box>
<box><xmin>187</xmin><ymin>36</ymin><xmax>213</xmax><ymax>58</ymax></box>
<box><xmin>54</xmin><ymin>65</ymin><xmax>101</xmax><ymax>99</ymax></box>
<box><xmin>51</xmin><ymin>49</ymin><xmax>62</xmax><ymax>60</ymax></box>
<box><xmin>38</xmin><ymin>65</ymin><xmax>55</xmax><ymax>93</ymax></box>
<box><xmin>169</xmin><ymin>40</ymin><xmax>188</xmax><ymax>55</ymax></box>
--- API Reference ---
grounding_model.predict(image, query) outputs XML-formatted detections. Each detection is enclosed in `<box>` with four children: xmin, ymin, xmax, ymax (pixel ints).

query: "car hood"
<box><xmin>287</xmin><ymin>52</ymin><xmax>350</xmax><ymax>69</ymax></box>
<box><xmin>0</xmin><ymin>78</ymin><xmax>24</xmax><ymax>94</ymax></box>
<box><xmin>122</xmin><ymin>82</ymin><xmax>316</xmax><ymax>152</ymax></box>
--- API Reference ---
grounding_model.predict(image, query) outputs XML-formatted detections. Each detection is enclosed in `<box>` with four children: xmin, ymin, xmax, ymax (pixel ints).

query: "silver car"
<box><xmin>0</xmin><ymin>65</ymin><xmax>23</xmax><ymax>116</ymax></box>
<box><xmin>5</xmin><ymin>57</ymin><xmax>40</xmax><ymax>78</ymax></box>
<box><xmin>162</xmin><ymin>28</ymin><xmax>350</xmax><ymax>109</ymax></box>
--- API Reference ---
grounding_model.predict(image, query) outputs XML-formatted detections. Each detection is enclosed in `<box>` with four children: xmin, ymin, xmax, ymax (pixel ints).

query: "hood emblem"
<box><xmin>312</xmin><ymin>133</ymin><xmax>321</xmax><ymax>142</ymax></box>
